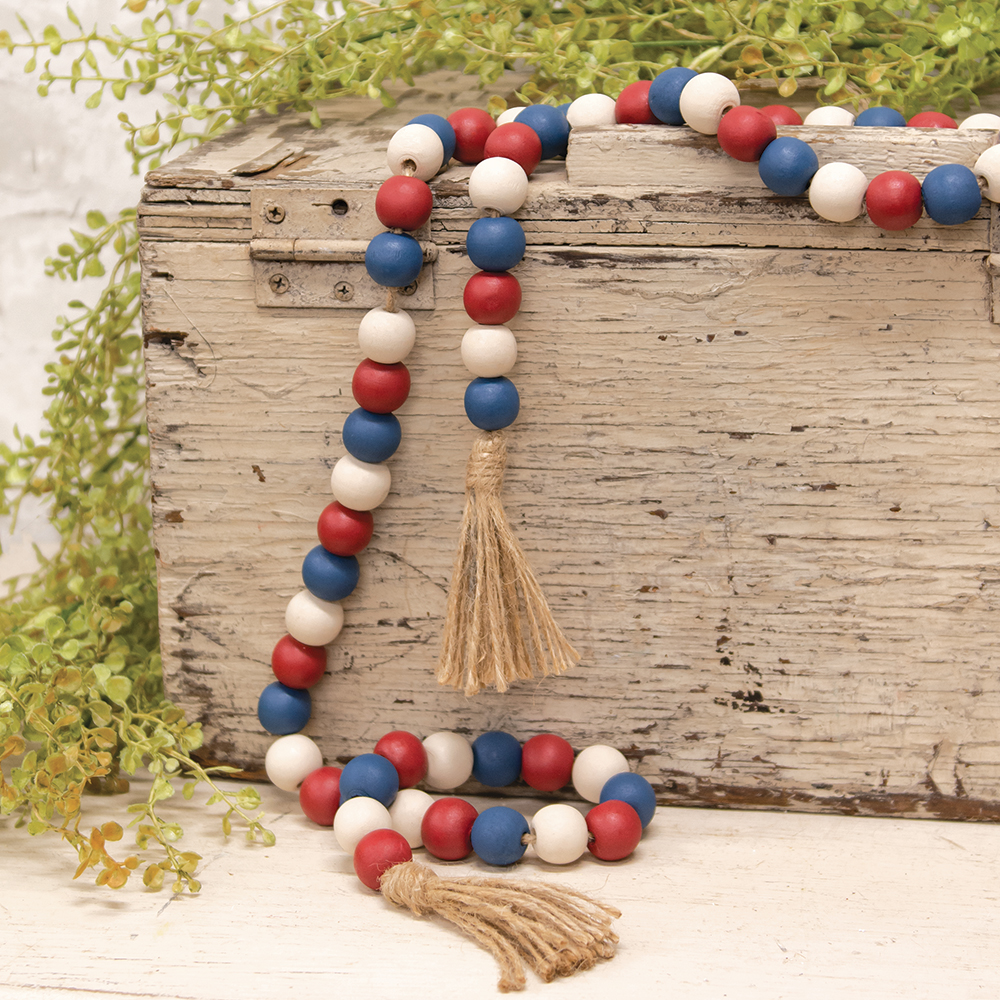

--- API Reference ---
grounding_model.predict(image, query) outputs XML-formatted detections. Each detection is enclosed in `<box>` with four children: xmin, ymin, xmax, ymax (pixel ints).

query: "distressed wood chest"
<box><xmin>140</xmin><ymin>72</ymin><xmax>1000</xmax><ymax>820</ymax></box>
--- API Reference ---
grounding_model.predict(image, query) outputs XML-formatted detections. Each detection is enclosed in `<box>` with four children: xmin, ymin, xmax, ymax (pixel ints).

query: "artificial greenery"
<box><xmin>1</xmin><ymin>0</ymin><xmax>998</xmax><ymax>893</ymax></box>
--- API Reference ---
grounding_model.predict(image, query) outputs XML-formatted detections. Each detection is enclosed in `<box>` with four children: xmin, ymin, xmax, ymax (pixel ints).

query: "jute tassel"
<box><xmin>379</xmin><ymin>861</ymin><xmax>620</xmax><ymax>992</ymax></box>
<box><xmin>438</xmin><ymin>430</ymin><xmax>580</xmax><ymax>695</ymax></box>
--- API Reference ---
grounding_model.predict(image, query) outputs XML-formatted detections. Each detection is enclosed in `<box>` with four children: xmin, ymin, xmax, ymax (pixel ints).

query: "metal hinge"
<box><xmin>249</xmin><ymin>188</ymin><xmax>436</xmax><ymax>309</ymax></box>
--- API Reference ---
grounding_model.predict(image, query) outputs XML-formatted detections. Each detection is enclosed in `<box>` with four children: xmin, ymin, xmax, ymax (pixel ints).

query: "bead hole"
<box><xmin>331</xmin><ymin>199</ymin><xmax>349</xmax><ymax>216</ymax></box>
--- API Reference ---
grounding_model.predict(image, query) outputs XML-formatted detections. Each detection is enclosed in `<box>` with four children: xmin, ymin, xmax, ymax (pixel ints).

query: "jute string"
<box><xmin>437</xmin><ymin>431</ymin><xmax>580</xmax><ymax>695</ymax></box>
<box><xmin>379</xmin><ymin>861</ymin><xmax>620</xmax><ymax>992</ymax></box>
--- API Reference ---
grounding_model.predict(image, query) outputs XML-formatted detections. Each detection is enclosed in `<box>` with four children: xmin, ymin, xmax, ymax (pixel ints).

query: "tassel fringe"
<box><xmin>379</xmin><ymin>861</ymin><xmax>620</xmax><ymax>992</ymax></box>
<box><xmin>437</xmin><ymin>430</ymin><xmax>580</xmax><ymax>696</ymax></box>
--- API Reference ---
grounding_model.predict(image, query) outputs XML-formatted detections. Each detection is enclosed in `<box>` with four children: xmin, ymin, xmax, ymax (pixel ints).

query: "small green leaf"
<box><xmin>84</xmin><ymin>90</ymin><xmax>101</xmax><ymax>110</ymax></box>
<box><xmin>86</xmin><ymin>210</ymin><xmax>107</xmax><ymax>229</ymax></box>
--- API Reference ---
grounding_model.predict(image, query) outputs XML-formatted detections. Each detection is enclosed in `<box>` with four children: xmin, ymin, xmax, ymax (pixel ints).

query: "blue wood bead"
<box><xmin>922</xmin><ymin>163</ymin><xmax>982</xmax><ymax>225</ymax></box>
<box><xmin>338</xmin><ymin>753</ymin><xmax>399</xmax><ymax>807</ymax></box>
<box><xmin>648</xmin><ymin>67</ymin><xmax>698</xmax><ymax>125</ymax></box>
<box><xmin>472</xmin><ymin>731</ymin><xmax>522</xmax><ymax>788</ymax></box>
<box><xmin>258</xmin><ymin>681</ymin><xmax>311</xmax><ymax>735</ymax></box>
<box><xmin>365</xmin><ymin>231</ymin><xmax>423</xmax><ymax>288</ymax></box>
<box><xmin>758</xmin><ymin>136</ymin><xmax>819</xmax><ymax>197</ymax></box>
<box><xmin>517</xmin><ymin>104</ymin><xmax>571</xmax><ymax>159</ymax></box>
<box><xmin>599</xmin><ymin>771</ymin><xmax>657</xmax><ymax>828</ymax></box>
<box><xmin>854</xmin><ymin>107</ymin><xmax>907</xmax><ymax>127</ymax></box>
<box><xmin>342</xmin><ymin>408</ymin><xmax>401</xmax><ymax>464</ymax></box>
<box><xmin>464</xmin><ymin>377</ymin><xmax>520</xmax><ymax>431</ymax></box>
<box><xmin>470</xmin><ymin>806</ymin><xmax>530</xmax><ymax>866</ymax></box>
<box><xmin>557</xmin><ymin>101</ymin><xmax>572</xmax><ymax>124</ymax></box>
<box><xmin>302</xmin><ymin>545</ymin><xmax>360</xmax><ymax>602</ymax></box>
<box><xmin>408</xmin><ymin>113</ymin><xmax>457</xmax><ymax>164</ymax></box>
<box><xmin>466</xmin><ymin>217</ymin><xmax>526</xmax><ymax>272</ymax></box>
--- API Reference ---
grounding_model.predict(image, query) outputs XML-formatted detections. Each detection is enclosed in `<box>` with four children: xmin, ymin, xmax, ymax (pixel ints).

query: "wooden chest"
<box><xmin>140</xmin><ymin>72</ymin><xmax>1000</xmax><ymax>820</ymax></box>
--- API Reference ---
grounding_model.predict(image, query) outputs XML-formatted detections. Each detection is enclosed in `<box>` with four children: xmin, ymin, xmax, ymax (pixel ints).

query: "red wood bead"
<box><xmin>586</xmin><ymin>799</ymin><xmax>643</xmax><ymax>861</ymax></box>
<box><xmin>353</xmin><ymin>828</ymin><xmax>413</xmax><ymax>891</ymax></box>
<box><xmin>463</xmin><ymin>271</ymin><xmax>523</xmax><ymax>325</ymax></box>
<box><xmin>865</xmin><ymin>170</ymin><xmax>923</xmax><ymax>231</ymax></box>
<box><xmin>716</xmin><ymin>106</ymin><xmax>777</xmax><ymax>162</ymax></box>
<box><xmin>448</xmin><ymin>106</ymin><xmax>496</xmax><ymax>164</ymax></box>
<box><xmin>352</xmin><ymin>359</ymin><xmax>411</xmax><ymax>413</ymax></box>
<box><xmin>374</xmin><ymin>730</ymin><xmax>428</xmax><ymax>789</ymax></box>
<box><xmin>420</xmin><ymin>797</ymin><xmax>479</xmax><ymax>860</ymax></box>
<box><xmin>271</xmin><ymin>633</ymin><xmax>327</xmax><ymax>689</ymax></box>
<box><xmin>483</xmin><ymin>122</ymin><xmax>542</xmax><ymax>176</ymax></box>
<box><xmin>317</xmin><ymin>501</ymin><xmax>373</xmax><ymax>556</ymax></box>
<box><xmin>299</xmin><ymin>766</ymin><xmax>342</xmax><ymax>826</ymax></box>
<box><xmin>521</xmin><ymin>733</ymin><xmax>575</xmax><ymax>792</ymax></box>
<box><xmin>907</xmin><ymin>111</ymin><xmax>958</xmax><ymax>129</ymax></box>
<box><xmin>759</xmin><ymin>104</ymin><xmax>803</xmax><ymax>126</ymax></box>
<box><xmin>375</xmin><ymin>175</ymin><xmax>433</xmax><ymax>231</ymax></box>
<box><xmin>615</xmin><ymin>81</ymin><xmax>656</xmax><ymax>124</ymax></box>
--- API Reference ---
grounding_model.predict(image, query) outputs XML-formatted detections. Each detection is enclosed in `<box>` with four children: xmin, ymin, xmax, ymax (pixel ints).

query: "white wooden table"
<box><xmin>3</xmin><ymin>779</ymin><xmax>997</xmax><ymax>998</ymax></box>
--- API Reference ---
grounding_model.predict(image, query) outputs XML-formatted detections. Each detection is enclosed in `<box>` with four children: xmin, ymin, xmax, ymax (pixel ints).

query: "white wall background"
<box><xmin>0</xmin><ymin>0</ymin><xmax>238</xmax><ymax>579</ymax></box>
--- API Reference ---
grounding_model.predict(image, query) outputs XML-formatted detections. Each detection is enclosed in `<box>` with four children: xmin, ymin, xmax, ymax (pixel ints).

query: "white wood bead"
<box><xmin>422</xmin><ymin>732</ymin><xmax>473</xmax><ymax>790</ymax></box>
<box><xmin>330</xmin><ymin>455</ymin><xmax>391</xmax><ymax>511</ymax></box>
<box><xmin>530</xmin><ymin>803</ymin><xmax>590</xmax><ymax>864</ymax></box>
<box><xmin>678</xmin><ymin>73</ymin><xmax>740</xmax><ymax>135</ymax></box>
<box><xmin>571</xmin><ymin>744</ymin><xmax>630</xmax><ymax>803</ymax></box>
<box><xmin>803</xmin><ymin>106</ymin><xmax>855</xmax><ymax>126</ymax></box>
<box><xmin>385</xmin><ymin>123</ymin><xmax>444</xmax><ymax>181</ymax></box>
<box><xmin>264</xmin><ymin>734</ymin><xmax>324</xmax><ymax>792</ymax></box>
<box><xmin>468</xmin><ymin>157</ymin><xmax>529</xmax><ymax>215</ymax></box>
<box><xmin>461</xmin><ymin>324</ymin><xmax>518</xmax><ymax>377</ymax></box>
<box><xmin>357</xmin><ymin>307</ymin><xmax>416</xmax><ymax>364</ymax></box>
<box><xmin>333</xmin><ymin>796</ymin><xmax>393</xmax><ymax>854</ymax></box>
<box><xmin>808</xmin><ymin>161</ymin><xmax>869</xmax><ymax>222</ymax></box>
<box><xmin>285</xmin><ymin>590</ymin><xmax>344</xmax><ymax>647</ymax></box>
<box><xmin>497</xmin><ymin>106</ymin><xmax>525</xmax><ymax>125</ymax></box>
<box><xmin>959</xmin><ymin>112</ymin><xmax>1000</xmax><ymax>130</ymax></box>
<box><xmin>567</xmin><ymin>94</ymin><xmax>617</xmax><ymax>128</ymax></box>
<box><xmin>974</xmin><ymin>146</ymin><xmax>1000</xmax><ymax>202</ymax></box>
<box><xmin>389</xmin><ymin>788</ymin><xmax>435</xmax><ymax>848</ymax></box>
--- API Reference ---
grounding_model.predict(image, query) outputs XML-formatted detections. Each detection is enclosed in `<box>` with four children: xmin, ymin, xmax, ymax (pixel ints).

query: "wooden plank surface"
<box><xmin>141</xmin><ymin>75</ymin><xmax>1000</xmax><ymax>818</ymax></box>
<box><xmin>2</xmin><ymin>778</ymin><xmax>998</xmax><ymax>999</ymax></box>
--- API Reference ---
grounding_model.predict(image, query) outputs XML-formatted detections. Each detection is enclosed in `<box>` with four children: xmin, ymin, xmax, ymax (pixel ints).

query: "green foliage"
<box><xmin>1</xmin><ymin>0</ymin><xmax>998</xmax><ymax>891</ymax></box>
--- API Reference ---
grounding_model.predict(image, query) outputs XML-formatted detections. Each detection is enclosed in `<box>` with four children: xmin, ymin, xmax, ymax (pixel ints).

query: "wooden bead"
<box><xmin>374</xmin><ymin>730</ymin><xmax>428</xmax><ymax>788</ymax></box>
<box><xmin>271</xmin><ymin>633</ymin><xmax>327</xmax><ymax>688</ymax></box>
<box><xmin>586</xmin><ymin>800</ymin><xmax>642</xmax><ymax>861</ymax></box>
<box><xmin>808</xmin><ymin>161</ymin><xmax>868</xmax><ymax>222</ymax></box>
<box><xmin>865</xmin><ymin>170</ymin><xmax>923</xmax><ymax>231</ymax></box>
<box><xmin>615</xmin><ymin>81</ymin><xmax>656</xmax><ymax>125</ymax></box>
<box><xmin>357</xmin><ymin>307</ymin><xmax>415</xmax><ymax>365</ymax></box>
<box><xmin>483</xmin><ymin>122</ymin><xmax>541</xmax><ymax>176</ymax></box>
<box><xmin>316</xmin><ymin>501</ymin><xmax>373</xmax><ymax>556</ymax></box>
<box><xmin>975</xmin><ymin>145</ymin><xmax>1000</xmax><ymax>202</ymax></box>
<box><xmin>351</xmin><ymin>359</ymin><xmax>410</xmax><ymax>412</ymax></box>
<box><xmin>298</xmin><ymin>766</ymin><xmax>342</xmax><ymax>826</ymax></box>
<box><xmin>333</xmin><ymin>795</ymin><xmax>392</xmax><ymax>853</ymax></box>
<box><xmin>855</xmin><ymin>106</ymin><xmax>906</xmax><ymax>127</ymax></box>
<box><xmin>285</xmin><ymin>590</ymin><xmax>345</xmax><ymax>647</ymax></box>
<box><xmin>803</xmin><ymin>106</ymin><xmax>855</xmax><ymax>126</ymax></box>
<box><xmin>448</xmin><ymin>106</ymin><xmax>496</xmax><ymax>164</ymax></box>
<box><xmin>760</xmin><ymin>104</ymin><xmax>803</xmax><ymax>126</ymax></box>
<box><xmin>717</xmin><ymin>106</ymin><xmax>776</xmax><ymax>162</ymax></box>
<box><xmin>353</xmin><ymin>828</ymin><xmax>412</xmax><ymax>891</ymax></box>
<box><xmin>468</xmin><ymin>156</ymin><xmax>529</xmax><ymax>214</ymax></box>
<box><xmin>567</xmin><ymin>94</ymin><xmax>616</xmax><ymax>128</ymax></box>
<box><xmin>461</xmin><ymin>324</ymin><xmax>517</xmax><ymax>377</ymax></box>
<box><xmin>463</xmin><ymin>271</ymin><xmax>522</xmax><ymax>325</ymax></box>
<box><xmin>421</xmin><ymin>797</ymin><xmax>478</xmax><ymax>859</ymax></box>
<box><xmin>385</xmin><ymin>122</ymin><xmax>444</xmax><ymax>181</ymax></box>
<box><xmin>571</xmin><ymin>744</ymin><xmax>630</xmax><ymax>803</ymax></box>
<box><xmin>959</xmin><ymin>113</ymin><xmax>1000</xmax><ymax>130</ymax></box>
<box><xmin>374</xmin><ymin>175</ymin><xmax>433</xmax><ymax>230</ymax></box>
<box><xmin>908</xmin><ymin>112</ymin><xmax>957</xmax><ymax>129</ymax></box>
<box><xmin>388</xmin><ymin>788</ymin><xmax>435</xmax><ymax>848</ymax></box>
<box><xmin>517</xmin><ymin>104</ymin><xmax>570</xmax><ymax>159</ymax></box>
<box><xmin>678</xmin><ymin>72</ymin><xmax>740</xmax><ymax>135</ymax></box>
<box><xmin>530</xmin><ymin>803</ymin><xmax>589</xmax><ymax>864</ymax></box>
<box><xmin>422</xmin><ymin>731</ymin><xmax>473</xmax><ymax>790</ymax></box>
<box><xmin>265</xmin><ymin>734</ymin><xmax>323</xmax><ymax>792</ymax></box>
<box><xmin>521</xmin><ymin>733</ymin><xmax>575</xmax><ymax>791</ymax></box>
<box><xmin>496</xmin><ymin>106</ymin><xmax>525</xmax><ymax>125</ymax></box>
<box><xmin>330</xmin><ymin>455</ymin><xmax>392</xmax><ymax>511</ymax></box>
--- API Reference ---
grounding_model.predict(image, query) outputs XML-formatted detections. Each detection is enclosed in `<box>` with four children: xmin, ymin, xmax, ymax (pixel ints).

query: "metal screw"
<box><xmin>264</xmin><ymin>204</ymin><xmax>286</xmax><ymax>224</ymax></box>
<box><xmin>334</xmin><ymin>281</ymin><xmax>354</xmax><ymax>302</ymax></box>
<box><xmin>400</xmin><ymin>281</ymin><xmax>418</xmax><ymax>296</ymax></box>
<box><xmin>269</xmin><ymin>273</ymin><xmax>290</xmax><ymax>294</ymax></box>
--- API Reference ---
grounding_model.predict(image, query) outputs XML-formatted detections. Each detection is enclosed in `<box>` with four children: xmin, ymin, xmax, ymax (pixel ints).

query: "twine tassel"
<box><xmin>438</xmin><ymin>430</ymin><xmax>580</xmax><ymax>695</ymax></box>
<box><xmin>379</xmin><ymin>861</ymin><xmax>620</xmax><ymax>992</ymax></box>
